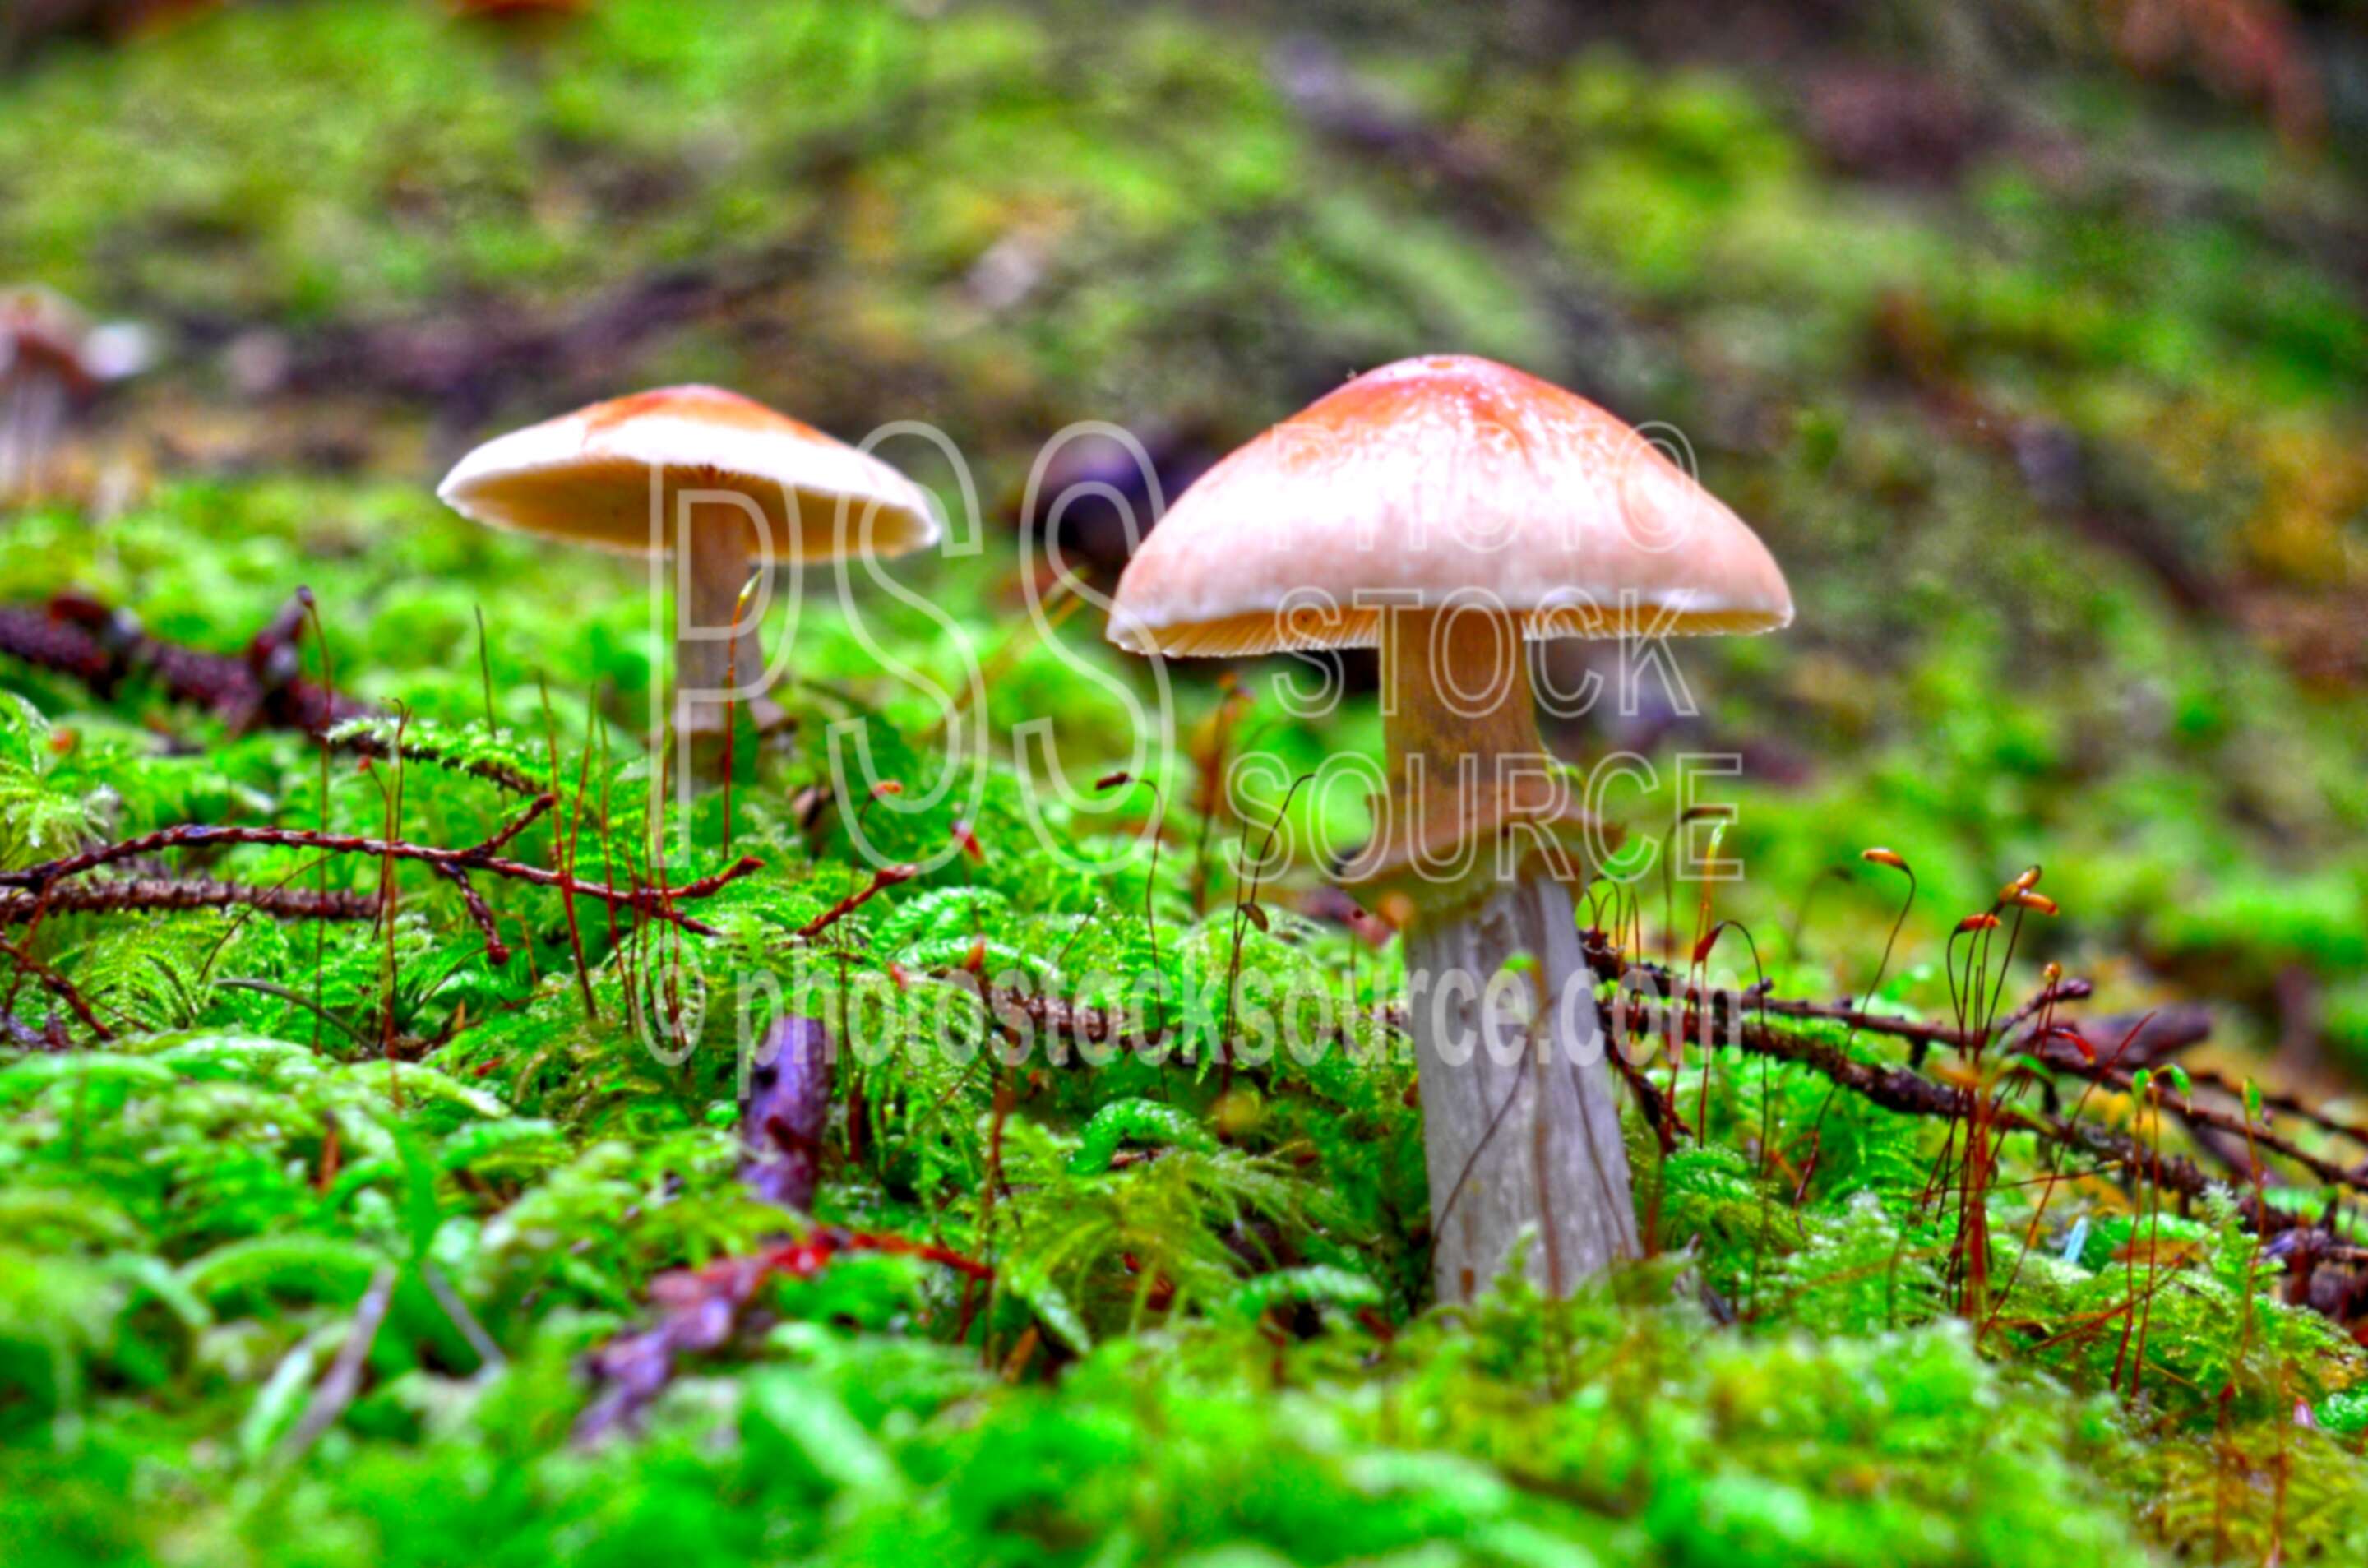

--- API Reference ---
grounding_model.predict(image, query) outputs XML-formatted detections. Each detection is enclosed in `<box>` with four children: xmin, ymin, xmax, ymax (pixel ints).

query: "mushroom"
<box><xmin>1</xmin><ymin>286</ymin><xmax>149</xmax><ymax>502</ymax></box>
<box><xmin>1107</xmin><ymin>354</ymin><xmax>1791</xmax><ymax>1302</ymax></box>
<box><xmin>437</xmin><ymin>385</ymin><xmax>936</xmax><ymax>755</ymax></box>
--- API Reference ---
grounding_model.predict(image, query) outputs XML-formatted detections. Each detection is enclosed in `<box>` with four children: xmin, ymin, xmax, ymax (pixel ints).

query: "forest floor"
<box><xmin>3</xmin><ymin>3</ymin><xmax>2368</xmax><ymax>1564</ymax></box>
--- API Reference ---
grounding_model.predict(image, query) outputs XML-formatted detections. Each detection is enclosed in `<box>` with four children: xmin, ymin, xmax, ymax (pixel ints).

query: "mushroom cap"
<box><xmin>1107</xmin><ymin>354</ymin><xmax>1792</xmax><ymax>656</ymax></box>
<box><xmin>436</xmin><ymin>385</ymin><xmax>938</xmax><ymax>560</ymax></box>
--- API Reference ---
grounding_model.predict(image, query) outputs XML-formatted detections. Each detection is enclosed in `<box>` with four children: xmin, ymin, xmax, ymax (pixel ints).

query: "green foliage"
<box><xmin>0</xmin><ymin>694</ymin><xmax>100</xmax><ymax>869</ymax></box>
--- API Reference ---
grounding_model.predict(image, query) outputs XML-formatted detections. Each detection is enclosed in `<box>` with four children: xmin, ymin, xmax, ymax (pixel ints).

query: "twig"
<box><xmin>0</xmin><ymin>877</ymin><xmax>378</xmax><ymax>926</ymax></box>
<box><xmin>785</xmin><ymin>863</ymin><xmax>917</xmax><ymax>943</ymax></box>
<box><xmin>1609</xmin><ymin>1045</ymin><xmax>1689</xmax><ymax>1153</ymax></box>
<box><xmin>560</xmin><ymin>699</ymin><xmax>599</xmax><ymax>1020</ymax></box>
<box><xmin>377</xmin><ymin>705</ymin><xmax>409</xmax><ymax>1062</ymax></box>
<box><xmin>272</xmin><ymin>1265</ymin><xmax>397</xmax><ymax>1469</ymax></box>
<box><xmin>2019</xmin><ymin>1031</ymin><xmax>2365</xmax><ymax>1194</ymax></box>
<box><xmin>0</xmin><ymin>933</ymin><xmax>113</xmax><ymax>1040</ymax></box>
<box><xmin>429</xmin><ymin>863</ymin><xmax>511</xmax><ymax>965</ymax></box>
<box><xmin>1608</xmin><ymin>992</ymin><xmax>2241</xmax><ymax>1200</ymax></box>
<box><xmin>742</xmin><ymin>1016</ymin><xmax>835</xmax><ymax>1212</ymax></box>
<box><xmin>460</xmin><ymin>793</ymin><xmax>555</xmax><ymax>858</ymax></box>
<box><xmin>422</xmin><ymin>1262</ymin><xmax>504</xmax><ymax>1373</ymax></box>
<box><xmin>330</xmin><ymin>725</ymin><xmax>541</xmax><ymax>797</ymax></box>
<box><xmin>2036</xmin><ymin>1037</ymin><xmax>2368</xmax><ymax>1160</ymax></box>
<box><xmin>0</xmin><ymin>802</ymin><xmax>761</xmax><ymax>941</ymax></box>
<box><xmin>945</xmin><ymin>937</ymin><xmax>2348</xmax><ymax>1213</ymax></box>
<box><xmin>306</xmin><ymin>593</ymin><xmax>337</xmax><ymax>1055</ymax></box>
<box><xmin>7</xmin><ymin>592</ymin><xmax>371</xmax><ymax>736</ymax></box>
<box><xmin>0</xmin><ymin>594</ymin><xmax>543</xmax><ymax>794</ymax></box>
<box><xmin>576</xmin><ymin>1228</ymin><xmax>988</xmax><ymax>1444</ymax></box>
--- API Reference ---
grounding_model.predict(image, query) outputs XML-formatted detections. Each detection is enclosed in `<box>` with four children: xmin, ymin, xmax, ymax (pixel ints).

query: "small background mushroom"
<box><xmin>437</xmin><ymin>384</ymin><xmax>937</xmax><ymax>774</ymax></box>
<box><xmin>0</xmin><ymin>285</ymin><xmax>150</xmax><ymax>503</ymax></box>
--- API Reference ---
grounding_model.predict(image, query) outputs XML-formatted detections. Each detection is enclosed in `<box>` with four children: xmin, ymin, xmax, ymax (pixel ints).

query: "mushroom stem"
<box><xmin>0</xmin><ymin>379</ymin><xmax>22</xmax><ymax>499</ymax></box>
<box><xmin>1380</xmin><ymin>607</ymin><xmax>1546</xmax><ymax>827</ymax></box>
<box><xmin>1407</xmin><ymin>874</ymin><xmax>1641</xmax><ymax>1302</ymax></box>
<box><xmin>1354</xmin><ymin>608</ymin><xmax>1588</xmax><ymax>896</ymax></box>
<box><xmin>673</xmin><ymin>530</ymin><xmax>782</xmax><ymax>747</ymax></box>
<box><xmin>1375</xmin><ymin>608</ymin><xmax>1640</xmax><ymax>1301</ymax></box>
<box><xmin>2</xmin><ymin>372</ymin><xmax>66</xmax><ymax>502</ymax></box>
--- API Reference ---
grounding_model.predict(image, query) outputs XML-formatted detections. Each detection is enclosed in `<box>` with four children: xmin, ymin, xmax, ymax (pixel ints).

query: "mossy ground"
<box><xmin>3</xmin><ymin>2</ymin><xmax>2368</xmax><ymax>1563</ymax></box>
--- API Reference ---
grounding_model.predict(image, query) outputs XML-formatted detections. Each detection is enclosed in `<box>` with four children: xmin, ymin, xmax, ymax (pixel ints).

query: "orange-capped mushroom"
<box><xmin>1108</xmin><ymin>354</ymin><xmax>1793</xmax><ymax>1302</ymax></box>
<box><xmin>437</xmin><ymin>385</ymin><xmax>935</xmax><ymax>751</ymax></box>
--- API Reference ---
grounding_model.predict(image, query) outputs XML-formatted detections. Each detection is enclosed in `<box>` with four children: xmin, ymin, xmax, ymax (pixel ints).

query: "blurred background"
<box><xmin>2</xmin><ymin>0</ymin><xmax>2364</xmax><ymax>1080</ymax></box>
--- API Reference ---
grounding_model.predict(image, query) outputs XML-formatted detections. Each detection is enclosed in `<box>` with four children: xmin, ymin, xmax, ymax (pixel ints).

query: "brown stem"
<box><xmin>0</xmin><ymin>807</ymin><xmax>758</xmax><ymax>937</ymax></box>
<box><xmin>785</xmin><ymin>863</ymin><xmax>917</xmax><ymax>943</ymax></box>
<box><xmin>673</xmin><ymin>525</ymin><xmax>785</xmax><ymax>756</ymax></box>
<box><xmin>1384</xmin><ymin>608</ymin><xmax>1544</xmax><ymax>794</ymax></box>
<box><xmin>430</xmin><ymin>863</ymin><xmax>511</xmax><ymax>965</ymax></box>
<box><xmin>0</xmin><ymin>934</ymin><xmax>113</xmax><ymax>1041</ymax></box>
<box><xmin>562</xmin><ymin>710</ymin><xmax>600</xmax><ymax>1020</ymax></box>
<box><xmin>1348</xmin><ymin>608</ymin><xmax>1574</xmax><ymax>900</ymax></box>
<box><xmin>0</xmin><ymin>878</ymin><xmax>378</xmax><ymax>926</ymax></box>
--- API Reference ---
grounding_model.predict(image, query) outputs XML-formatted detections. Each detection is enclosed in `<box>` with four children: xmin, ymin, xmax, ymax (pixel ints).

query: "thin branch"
<box><xmin>1603</xmin><ymin>959</ymin><xmax>1987</xmax><ymax>1051</ymax></box>
<box><xmin>1607</xmin><ymin>992</ymin><xmax>2239</xmax><ymax>1200</ymax></box>
<box><xmin>272</xmin><ymin>1265</ymin><xmax>398</xmax><ymax>1469</ymax></box>
<box><xmin>0</xmin><ymin>803</ymin><xmax>761</xmax><ymax>942</ymax></box>
<box><xmin>576</xmin><ymin>1228</ymin><xmax>987</xmax><ymax>1445</ymax></box>
<box><xmin>2015</xmin><ymin>1026</ymin><xmax>2366</xmax><ymax>1193</ymax></box>
<box><xmin>0</xmin><ymin>933</ymin><xmax>113</xmax><ymax>1040</ymax></box>
<box><xmin>0</xmin><ymin>877</ymin><xmax>378</xmax><ymax>926</ymax></box>
<box><xmin>457</xmin><ymin>793</ymin><xmax>556</xmax><ymax>858</ymax></box>
<box><xmin>960</xmin><ymin>935</ymin><xmax>2352</xmax><ymax>1214</ymax></box>
<box><xmin>4</xmin><ymin>592</ymin><xmax>370</xmax><ymax>736</ymax></box>
<box><xmin>429</xmin><ymin>863</ymin><xmax>511</xmax><ymax>966</ymax></box>
<box><xmin>0</xmin><ymin>594</ymin><xmax>541</xmax><ymax>794</ymax></box>
<box><xmin>785</xmin><ymin>863</ymin><xmax>917</xmax><ymax>944</ymax></box>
